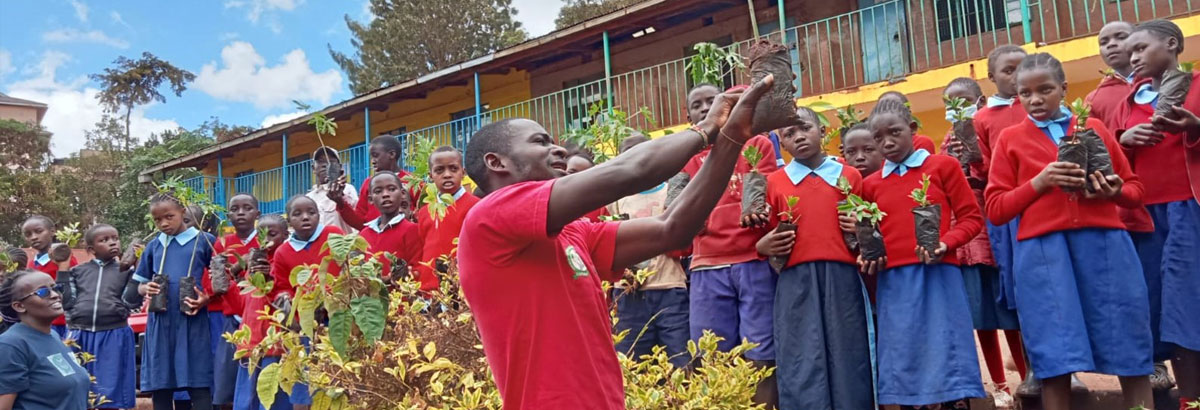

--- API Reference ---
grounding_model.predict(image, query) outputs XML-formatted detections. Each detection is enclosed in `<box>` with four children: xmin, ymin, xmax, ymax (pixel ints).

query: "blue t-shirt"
<box><xmin>0</xmin><ymin>323</ymin><xmax>90</xmax><ymax>410</ymax></box>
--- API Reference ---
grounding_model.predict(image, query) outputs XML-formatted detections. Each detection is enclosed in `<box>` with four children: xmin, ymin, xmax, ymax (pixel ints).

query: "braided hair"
<box><xmin>1133</xmin><ymin>19</ymin><xmax>1184</xmax><ymax>55</ymax></box>
<box><xmin>4</xmin><ymin>247</ymin><xmax>28</xmax><ymax>272</ymax></box>
<box><xmin>0</xmin><ymin>269</ymin><xmax>36</xmax><ymax>323</ymax></box>
<box><xmin>870</xmin><ymin>97</ymin><xmax>913</xmax><ymax>124</ymax></box>
<box><xmin>149</xmin><ymin>191</ymin><xmax>185</xmax><ymax>211</ymax></box>
<box><xmin>1016</xmin><ymin>52</ymin><xmax>1066</xmax><ymax>84</ymax></box>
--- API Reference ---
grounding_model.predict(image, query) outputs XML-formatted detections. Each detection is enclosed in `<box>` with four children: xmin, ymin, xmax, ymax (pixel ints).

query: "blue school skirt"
<box><xmin>961</xmin><ymin>265</ymin><xmax>1020</xmax><ymax>330</ymax></box>
<box><xmin>877</xmin><ymin>263</ymin><xmax>984</xmax><ymax>406</ymax></box>
<box><xmin>213</xmin><ymin>314</ymin><xmax>241</xmax><ymax>405</ymax></box>
<box><xmin>1157</xmin><ymin>200</ymin><xmax>1200</xmax><ymax>351</ymax></box>
<box><xmin>69</xmin><ymin>327</ymin><xmax>137</xmax><ymax>409</ymax></box>
<box><xmin>774</xmin><ymin>261</ymin><xmax>874</xmax><ymax>410</ymax></box>
<box><xmin>986</xmin><ymin>219</ymin><xmax>1019</xmax><ymax>310</ymax></box>
<box><xmin>141</xmin><ymin>308</ymin><xmax>213</xmax><ymax>391</ymax></box>
<box><xmin>233</xmin><ymin>357</ymin><xmax>293</xmax><ymax>410</ymax></box>
<box><xmin>1013</xmin><ymin>228</ymin><xmax>1153</xmax><ymax>379</ymax></box>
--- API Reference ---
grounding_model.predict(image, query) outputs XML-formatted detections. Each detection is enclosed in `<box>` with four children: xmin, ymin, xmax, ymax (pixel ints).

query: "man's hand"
<box><xmin>326</xmin><ymin>175</ymin><xmax>348</xmax><ymax>203</ymax></box>
<box><xmin>719</xmin><ymin>74</ymin><xmax>775</xmax><ymax>145</ymax></box>
<box><xmin>858</xmin><ymin>255</ymin><xmax>887</xmax><ymax>275</ymax></box>
<box><xmin>1082</xmin><ymin>172</ymin><xmax>1124</xmax><ymax>199</ymax></box>
<box><xmin>1031</xmin><ymin>162</ymin><xmax>1086</xmax><ymax>192</ymax></box>
<box><xmin>755</xmin><ymin>229</ymin><xmax>795</xmax><ymax>256</ymax></box>
<box><xmin>1120</xmin><ymin>123</ymin><xmax>1165</xmax><ymax>147</ymax></box>
<box><xmin>916</xmin><ymin>242</ymin><xmax>948</xmax><ymax>264</ymax></box>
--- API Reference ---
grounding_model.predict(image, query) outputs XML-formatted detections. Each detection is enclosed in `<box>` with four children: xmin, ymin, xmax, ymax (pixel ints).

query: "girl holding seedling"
<box><xmin>22</xmin><ymin>215</ymin><xmax>78</xmax><ymax>337</ymax></box>
<box><xmin>1123</xmin><ymin>18</ymin><xmax>1200</xmax><ymax>407</ymax></box>
<box><xmin>331</xmin><ymin>135</ymin><xmax>414</xmax><ymax>231</ymax></box>
<box><xmin>209</xmin><ymin>193</ymin><xmax>262</xmax><ymax>407</ymax></box>
<box><xmin>133</xmin><ymin>192</ymin><xmax>217</xmax><ymax>410</ymax></box>
<box><xmin>360</xmin><ymin>172</ymin><xmax>425</xmax><ymax>289</ymax></box>
<box><xmin>861</xmin><ymin>98</ymin><xmax>985</xmax><ymax>408</ymax></box>
<box><xmin>877</xmin><ymin>91</ymin><xmax>938</xmax><ymax>155</ymax></box>
<box><xmin>231</xmin><ymin>213</ymin><xmax>293</xmax><ymax>410</ymax></box>
<box><xmin>941</xmin><ymin>76</ymin><xmax>1029</xmax><ymax>400</ymax></box>
<box><xmin>753</xmin><ymin>106</ymin><xmax>873</xmax><ymax>410</ymax></box>
<box><xmin>985</xmin><ymin>52</ymin><xmax>1153</xmax><ymax>410</ymax></box>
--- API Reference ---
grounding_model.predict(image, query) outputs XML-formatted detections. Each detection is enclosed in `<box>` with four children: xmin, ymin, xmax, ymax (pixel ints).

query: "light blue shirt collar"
<box><xmin>1134</xmin><ymin>83</ymin><xmax>1159</xmax><ymax>106</ymax></box>
<box><xmin>287</xmin><ymin>224</ymin><xmax>325</xmax><ymax>251</ymax></box>
<box><xmin>784</xmin><ymin>156</ymin><xmax>843</xmax><ymax>187</ymax></box>
<box><xmin>882</xmin><ymin>149</ymin><xmax>931</xmax><ymax>178</ymax></box>
<box><xmin>987</xmin><ymin>95</ymin><xmax>1015</xmax><ymax>108</ymax></box>
<box><xmin>452</xmin><ymin>187</ymin><xmax>466</xmax><ymax>201</ymax></box>
<box><xmin>35</xmin><ymin>253</ymin><xmax>50</xmax><ymax>266</ymax></box>
<box><xmin>239</xmin><ymin>232</ymin><xmax>255</xmax><ymax>245</ymax></box>
<box><xmin>1125</xmin><ymin>72</ymin><xmax>1137</xmax><ymax>83</ymax></box>
<box><xmin>156</xmin><ymin>227</ymin><xmax>199</xmax><ymax>248</ymax></box>
<box><xmin>1029</xmin><ymin>106</ymin><xmax>1073</xmax><ymax>145</ymax></box>
<box><xmin>639</xmin><ymin>182</ymin><xmax>667</xmax><ymax>195</ymax></box>
<box><xmin>365</xmin><ymin>214</ymin><xmax>406</xmax><ymax>234</ymax></box>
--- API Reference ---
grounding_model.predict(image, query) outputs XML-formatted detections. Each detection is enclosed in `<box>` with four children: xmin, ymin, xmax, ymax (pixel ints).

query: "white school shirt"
<box><xmin>306</xmin><ymin>183</ymin><xmax>359</xmax><ymax>234</ymax></box>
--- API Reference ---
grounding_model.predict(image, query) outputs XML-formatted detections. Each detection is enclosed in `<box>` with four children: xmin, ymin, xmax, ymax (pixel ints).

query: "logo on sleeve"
<box><xmin>564</xmin><ymin>246</ymin><xmax>589</xmax><ymax>279</ymax></box>
<box><xmin>47</xmin><ymin>353</ymin><xmax>77</xmax><ymax>377</ymax></box>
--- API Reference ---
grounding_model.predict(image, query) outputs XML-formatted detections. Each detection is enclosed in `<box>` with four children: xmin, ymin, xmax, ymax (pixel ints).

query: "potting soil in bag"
<box><xmin>856</xmin><ymin>221</ymin><xmax>887</xmax><ymax>260</ymax></box>
<box><xmin>389</xmin><ymin>258</ymin><xmax>409</xmax><ymax>284</ymax></box>
<box><xmin>748</xmin><ymin>39</ymin><xmax>800</xmax><ymax>134</ymax></box>
<box><xmin>912</xmin><ymin>204</ymin><xmax>942</xmax><ymax>253</ymax></box>
<box><xmin>179</xmin><ymin>275</ymin><xmax>198</xmax><ymax>315</ymax></box>
<box><xmin>837</xmin><ymin>200</ymin><xmax>860</xmax><ymax>251</ymax></box>
<box><xmin>148</xmin><ymin>274</ymin><xmax>169</xmax><ymax>313</ymax></box>
<box><xmin>768</xmin><ymin>222</ymin><xmax>798</xmax><ymax>273</ymax></box>
<box><xmin>1156</xmin><ymin>67</ymin><xmax>1192</xmax><ymax>118</ymax></box>
<box><xmin>741</xmin><ymin>171</ymin><xmax>768</xmax><ymax>218</ymax></box>
<box><xmin>664</xmin><ymin>172</ymin><xmax>690</xmax><ymax>208</ymax></box>
<box><xmin>210</xmin><ymin>257</ymin><xmax>230</xmax><ymax>295</ymax></box>
<box><xmin>1057</xmin><ymin>139</ymin><xmax>1088</xmax><ymax>182</ymax></box>
<box><xmin>1080</xmin><ymin>130</ymin><xmax>1113</xmax><ymax>177</ymax></box>
<box><xmin>953</xmin><ymin>119</ymin><xmax>983</xmax><ymax>164</ymax></box>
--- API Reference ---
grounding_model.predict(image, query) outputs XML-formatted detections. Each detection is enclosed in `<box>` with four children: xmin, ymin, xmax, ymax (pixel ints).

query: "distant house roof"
<box><xmin>0</xmin><ymin>92</ymin><xmax>48</xmax><ymax>123</ymax></box>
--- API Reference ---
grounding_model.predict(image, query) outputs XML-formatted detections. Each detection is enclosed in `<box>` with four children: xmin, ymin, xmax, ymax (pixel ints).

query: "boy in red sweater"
<box><xmin>1088</xmin><ymin>21</ymin><xmax>1137</xmax><ymax>132</ymax></box>
<box><xmin>879</xmin><ymin>91</ymin><xmax>938</xmax><ymax>153</ymax></box>
<box><xmin>231</xmin><ymin>213</ymin><xmax>292</xmax><ymax>410</ymax></box>
<box><xmin>330</xmin><ymin>136</ymin><xmax>413</xmax><ymax>230</ymax></box>
<box><xmin>986</xmin><ymin>53</ymin><xmax>1153</xmax><ymax>410</ymax></box>
<box><xmin>752</xmin><ymin>107</ymin><xmax>872</xmax><ymax>410</ymax></box>
<box><xmin>416</xmin><ymin>146</ymin><xmax>479</xmax><ymax>283</ymax></box>
<box><xmin>209</xmin><ymin>193</ymin><xmax>260</xmax><ymax>406</ymax></box>
<box><xmin>861</xmin><ymin>99</ymin><xmax>985</xmax><ymax>407</ymax></box>
<box><xmin>1123</xmin><ymin>19</ymin><xmax>1200</xmax><ymax>403</ymax></box>
<box><xmin>359</xmin><ymin>172</ymin><xmax>424</xmax><ymax>289</ymax></box>
<box><xmin>22</xmin><ymin>215</ymin><xmax>76</xmax><ymax>338</ymax></box>
<box><xmin>840</xmin><ymin>123</ymin><xmax>883</xmax><ymax>177</ymax></box>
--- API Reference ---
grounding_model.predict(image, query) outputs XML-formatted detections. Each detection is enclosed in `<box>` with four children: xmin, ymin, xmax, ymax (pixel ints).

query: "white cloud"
<box><xmin>260</xmin><ymin>110</ymin><xmax>306</xmax><ymax>128</ymax></box>
<box><xmin>361</xmin><ymin>0</ymin><xmax>374</xmax><ymax>22</ymax></box>
<box><xmin>110</xmin><ymin>11</ymin><xmax>133</xmax><ymax>31</ymax></box>
<box><xmin>512</xmin><ymin>0</ymin><xmax>564</xmax><ymax>37</ymax></box>
<box><xmin>193</xmin><ymin>41</ymin><xmax>342</xmax><ymax>110</ymax></box>
<box><xmin>3</xmin><ymin>51</ymin><xmax>179</xmax><ymax>157</ymax></box>
<box><xmin>0</xmin><ymin>49</ymin><xmax>13</xmax><ymax>80</ymax></box>
<box><xmin>69</xmin><ymin>0</ymin><xmax>89</xmax><ymax>22</ymax></box>
<box><xmin>42</xmin><ymin>28</ymin><xmax>130</xmax><ymax>49</ymax></box>
<box><xmin>224</xmin><ymin>0</ymin><xmax>300</xmax><ymax>23</ymax></box>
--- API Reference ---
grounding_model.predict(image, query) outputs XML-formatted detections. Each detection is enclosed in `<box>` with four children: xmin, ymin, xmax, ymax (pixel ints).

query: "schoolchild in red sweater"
<box><xmin>330</xmin><ymin>135</ymin><xmax>413</xmax><ymax>230</ymax></box>
<box><xmin>1123</xmin><ymin>19</ymin><xmax>1200</xmax><ymax>404</ymax></box>
<box><xmin>841</xmin><ymin>123</ymin><xmax>884</xmax><ymax>178</ymax></box>
<box><xmin>879</xmin><ymin>91</ymin><xmax>938</xmax><ymax>154</ymax></box>
<box><xmin>21</xmin><ymin>215</ymin><xmax>77</xmax><ymax>338</ymax></box>
<box><xmin>416</xmin><ymin>146</ymin><xmax>480</xmax><ymax>282</ymax></box>
<box><xmin>752</xmin><ymin>107</ymin><xmax>872</xmax><ymax>410</ymax></box>
<box><xmin>861</xmin><ymin>99</ymin><xmax>985</xmax><ymax>407</ymax></box>
<box><xmin>360</xmin><ymin>172</ymin><xmax>424</xmax><ymax>289</ymax></box>
<box><xmin>1089</xmin><ymin>21</ymin><xmax>1137</xmax><ymax>132</ymax></box>
<box><xmin>231</xmin><ymin>214</ymin><xmax>293</xmax><ymax>410</ymax></box>
<box><xmin>941</xmin><ymin>77</ymin><xmax>1028</xmax><ymax>397</ymax></box>
<box><xmin>208</xmin><ymin>193</ymin><xmax>261</xmax><ymax>406</ymax></box>
<box><xmin>985</xmin><ymin>53</ymin><xmax>1153</xmax><ymax>410</ymax></box>
<box><xmin>565</xmin><ymin>152</ymin><xmax>611</xmax><ymax>222</ymax></box>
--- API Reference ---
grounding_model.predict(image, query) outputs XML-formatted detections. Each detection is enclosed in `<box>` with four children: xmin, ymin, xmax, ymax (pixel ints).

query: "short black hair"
<box><xmin>21</xmin><ymin>215</ymin><xmax>54</xmax><ymax>231</ymax></box>
<box><xmin>370</xmin><ymin>171</ymin><xmax>402</xmax><ymax>187</ymax></box>
<box><xmin>1133</xmin><ymin>19</ymin><xmax>1185</xmax><ymax>55</ymax></box>
<box><xmin>796</xmin><ymin>106</ymin><xmax>821</xmax><ymax>125</ymax></box>
<box><xmin>869</xmin><ymin>98</ymin><xmax>913</xmax><ymax>125</ymax></box>
<box><xmin>429</xmin><ymin>145</ymin><xmax>462</xmax><ymax>165</ymax></box>
<box><xmin>83</xmin><ymin>224</ymin><xmax>117</xmax><ymax>247</ymax></box>
<box><xmin>465</xmin><ymin>119</ymin><xmax>520</xmax><ymax>193</ymax></box>
<box><xmin>312</xmin><ymin>146</ymin><xmax>340</xmax><ymax>163</ymax></box>
<box><xmin>1016</xmin><ymin>52</ymin><xmax>1066</xmax><ymax>84</ymax></box>
<box><xmin>229</xmin><ymin>193</ymin><xmax>259</xmax><ymax>208</ymax></box>
<box><xmin>371</xmin><ymin>135</ymin><xmax>404</xmax><ymax>157</ymax></box>
<box><xmin>843</xmin><ymin>122</ymin><xmax>872</xmax><ymax>138</ymax></box>
<box><xmin>258</xmin><ymin>214</ymin><xmax>286</xmax><ymax>229</ymax></box>
<box><xmin>285</xmin><ymin>194</ymin><xmax>317</xmax><ymax>214</ymax></box>
<box><xmin>879</xmin><ymin>91</ymin><xmax>908</xmax><ymax>103</ymax></box>
<box><xmin>945</xmin><ymin>77</ymin><xmax>984</xmax><ymax>98</ymax></box>
<box><xmin>988</xmin><ymin>45</ymin><xmax>1028</xmax><ymax>72</ymax></box>
<box><xmin>688</xmin><ymin>83</ymin><xmax>720</xmax><ymax>95</ymax></box>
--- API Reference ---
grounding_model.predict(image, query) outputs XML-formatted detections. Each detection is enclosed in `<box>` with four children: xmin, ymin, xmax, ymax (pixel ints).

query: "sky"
<box><xmin>0</xmin><ymin>0</ymin><xmax>565</xmax><ymax>157</ymax></box>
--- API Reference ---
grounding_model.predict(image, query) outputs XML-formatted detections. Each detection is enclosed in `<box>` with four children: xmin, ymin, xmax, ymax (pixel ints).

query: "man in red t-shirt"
<box><xmin>457</xmin><ymin>76</ymin><xmax>775</xmax><ymax>409</ymax></box>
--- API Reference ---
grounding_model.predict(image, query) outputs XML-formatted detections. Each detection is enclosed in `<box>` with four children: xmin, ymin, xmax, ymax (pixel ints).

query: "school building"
<box><xmin>141</xmin><ymin>0</ymin><xmax>1200</xmax><ymax>214</ymax></box>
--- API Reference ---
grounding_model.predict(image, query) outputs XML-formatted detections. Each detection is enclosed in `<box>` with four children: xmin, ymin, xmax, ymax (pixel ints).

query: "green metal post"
<box><xmin>281</xmin><ymin>133</ymin><xmax>289</xmax><ymax>200</ymax></box>
<box><xmin>1019</xmin><ymin>0</ymin><xmax>1033</xmax><ymax>43</ymax></box>
<box><xmin>778</xmin><ymin>0</ymin><xmax>786</xmax><ymax>35</ymax></box>
<box><xmin>474</xmin><ymin>71</ymin><xmax>482</xmax><ymax>140</ymax></box>
<box><xmin>603</xmin><ymin>31</ymin><xmax>614</xmax><ymax>111</ymax></box>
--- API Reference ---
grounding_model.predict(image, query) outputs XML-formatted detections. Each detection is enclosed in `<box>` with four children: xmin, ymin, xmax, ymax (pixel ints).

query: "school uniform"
<box><xmin>863</xmin><ymin>149</ymin><xmax>986</xmax><ymax>405</ymax></box>
<box><xmin>985</xmin><ymin>109</ymin><xmax>1154</xmax><ymax>378</ymax></box>
<box><xmin>334</xmin><ymin>171</ymin><xmax>416</xmax><ymax>231</ymax></box>
<box><xmin>607</xmin><ymin>182</ymin><xmax>691</xmax><ymax>369</ymax></box>
<box><xmin>210</xmin><ymin>233</ymin><xmax>259</xmax><ymax>405</ymax></box>
<box><xmin>768</xmin><ymin>157</ymin><xmax>874</xmax><ymax>410</ymax></box>
<box><xmin>28</xmin><ymin>253</ymin><xmax>78</xmax><ymax>337</ymax></box>
<box><xmin>361</xmin><ymin>213</ymin><xmax>425</xmax><ymax>289</ymax></box>
<box><xmin>0</xmin><ymin>322</ymin><xmax>92</xmax><ymax>410</ymax></box>
<box><xmin>1119</xmin><ymin>74</ymin><xmax>1200</xmax><ymax>353</ymax></box>
<box><xmin>972</xmin><ymin>96</ymin><xmax>1027</xmax><ymax>311</ymax></box>
<box><xmin>415</xmin><ymin>187</ymin><xmax>480</xmax><ymax>280</ymax></box>
<box><xmin>913</xmin><ymin>133</ymin><xmax>938</xmax><ymax>155</ymax></box>
<box><xmin>682</xmin><ymin>135</ymin><xmax>778</xmax><ymax>360</ymax></box>
<box><xmin>307</xmin><ymin>183</ymin><xmax>360</xmax><ymax>234</ymax></box>
<box><xmin>59</xmin><ymin>258</ymin><xmax>139</xmax><ymax>409</ymax></box>
<box><xmin>458</xmin><ymin>179</ymin><xmax>625</xmax><ymax>410</ymax></box>
<box><xmin>131</xmin><ymin>227</ymin><xmax>216</xmax><ymax>393</ymax></box>
<box><xmin>231</xmin><ymin>244</ymin><xmax>294</xmax><ymax>410</ymax></box>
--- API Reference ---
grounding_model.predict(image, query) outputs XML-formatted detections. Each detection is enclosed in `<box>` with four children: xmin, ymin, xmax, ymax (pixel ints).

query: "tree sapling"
<box><xmin>838</xmin><ymin>192</ymin><xmax>887</xmax><ymax>260</ymax></box>
<box><xmin>836</xmin><ymin>177</ymin><xmax>859</xmax><ymax>252</ymax></box>
<box><xmin>944</xmin><ymin>96</ymin><xmax>983</xmax><ymax>166</ymax></box>
<box><xmin>740</xmin><ymin>146</ymin><xmax>768</xmax><ymax>218</ymax></box>
<box><xmin>768</xmin><ymin>196</ymin><xmax>800</xmax><ymax>273</ymax></box>
<box><xmin>909</xmin><ymin>174</ymin><xmax>942</xmax><ymax>255</ymax></box>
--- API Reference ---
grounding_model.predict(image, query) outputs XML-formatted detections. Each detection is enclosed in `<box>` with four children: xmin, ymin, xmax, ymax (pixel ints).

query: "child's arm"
<box><xmin>335</xmin><ymin>180</ymin><xmax>369</xmax><ymax>230</ymax></box>
<box><xmin>939</xmin><ymin>160</ymin><xmax>984</xmax><ymax>252</ymax></box>
<box><xmin>58</xmin><ymin>266</ymin><xmax>78</xmax><ymax>314</ymax></box>
<box><xmin>984</xmin><ymin>135</ymin><xmax>1044</xmax><ymax>225</ymax></box>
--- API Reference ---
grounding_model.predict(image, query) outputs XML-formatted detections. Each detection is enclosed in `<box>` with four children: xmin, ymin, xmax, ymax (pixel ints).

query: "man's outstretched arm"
<box><xmin>607</xmin><ymin>76</ymin><xmax>774</xmax><ymax>271</ymax></box>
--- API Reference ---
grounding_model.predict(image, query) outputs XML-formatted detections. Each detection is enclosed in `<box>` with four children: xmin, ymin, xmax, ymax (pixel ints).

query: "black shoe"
<box><xmin>1150</xmin><ymin>361</ymin><xmax>1176</xmax><ymax>392</ymax></box>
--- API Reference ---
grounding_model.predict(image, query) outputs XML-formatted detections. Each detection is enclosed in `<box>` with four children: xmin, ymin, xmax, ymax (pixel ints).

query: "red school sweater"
<box><xmin>1172</xmin><ymin>71</ymin><xmax>1200</xmax><ymax>202</ymax></box>
<box><xmin>914</xmin><ymin>134</ymin><xmax>938</xmax><ymax>155</ymax></box>
<box><xmin>940</xmin><ymin>133</ymin><xmax>995</xmax><ymax>266</ymax></box>
<box><xmin>973</xmin><ymin>99</ymin><xmax>1026</xmax><ymax>180</ymax></box>
<box><xmin>984</xmin><ymin>116</ymin><xmax>1143</xmax><ymax>240</ymax></box>
<box><xmin>416</xmin><ymin>192</ymin><xmax>480</xmax><ymax>279</ymax></box>
<box><xmin>335</xmin><ymin>170</ymin><xmax>414</xmax><ymax>230</ymax></box>
<box><xmin>237</xmin><ymin>246</ymin><xmax>278</xmax><ymax>355</ymax></box>
<box><xmin>269</xmin><ymin>225</ymin><xmax>345</xmax><ymax>298</ymax></box>
<box><xmin>212</xmin><ymin>233</ymin><xmax>261</xmax><ymax>316</ymax></box>
<box><xmin>862</xmin><ymin>154</ymin><xmax>983</xmax><ymax>267</ymax></box>
<box><xmin>360</xmin><ymin>216</ymin><xmax>427</xmax><ymax>290</ymax></box>
<box><xmin>1120</xmin><ymin>75</ymin><xmax>1199</xmax><ymax>205</ymax></box>
<box><xmin>1087</xmin><ymin>75</ymin><xmax>1134</xmax><ymax>133</ymax></box>
<box><xmin>30</xmin><ymin>255</ymin><xmax>78</xmax><ymax>327</ymax></box>
<box><xmin>765</xmin><ymin>162</ymin><xmax>862</xmax><ymax>268</ymax></box>
<box><xmin>683</xmin><ymin>135</ymin><xmax>778</xmax><ymax>268</ymax></box>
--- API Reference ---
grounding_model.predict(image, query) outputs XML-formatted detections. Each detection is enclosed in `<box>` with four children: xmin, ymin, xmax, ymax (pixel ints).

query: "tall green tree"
<box><xmin>329</xmin><ymin>0</ymin><xmax>528</xmax><ymax>95</ymax></box>
<box><xmin>0</xmin><ymin>120</ymin><xmax>65</xmax><ymax>245</ymax></box>
<box><xmin>555</xmin><ymin>0</ymin><xmax>640</xmax><ymax>29</ymax></box>
<box><xmin>90</xmin><ymin>52</ymin><xmax>196</xmax><ymax>150</ymax></box>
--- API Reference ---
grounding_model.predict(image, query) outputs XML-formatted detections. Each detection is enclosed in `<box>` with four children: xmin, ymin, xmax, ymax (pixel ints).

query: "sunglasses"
<box><xmin>18</xmin><ymin>283</ymin><xmax>64</xmax><ymax>301</ymax></box>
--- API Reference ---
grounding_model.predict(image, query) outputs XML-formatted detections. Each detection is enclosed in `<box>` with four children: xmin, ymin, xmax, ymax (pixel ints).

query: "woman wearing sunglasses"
<box><xmin>0</xmin><ymin>270</ymin><xmax>90</xmax><ymax>410</ymax></box>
